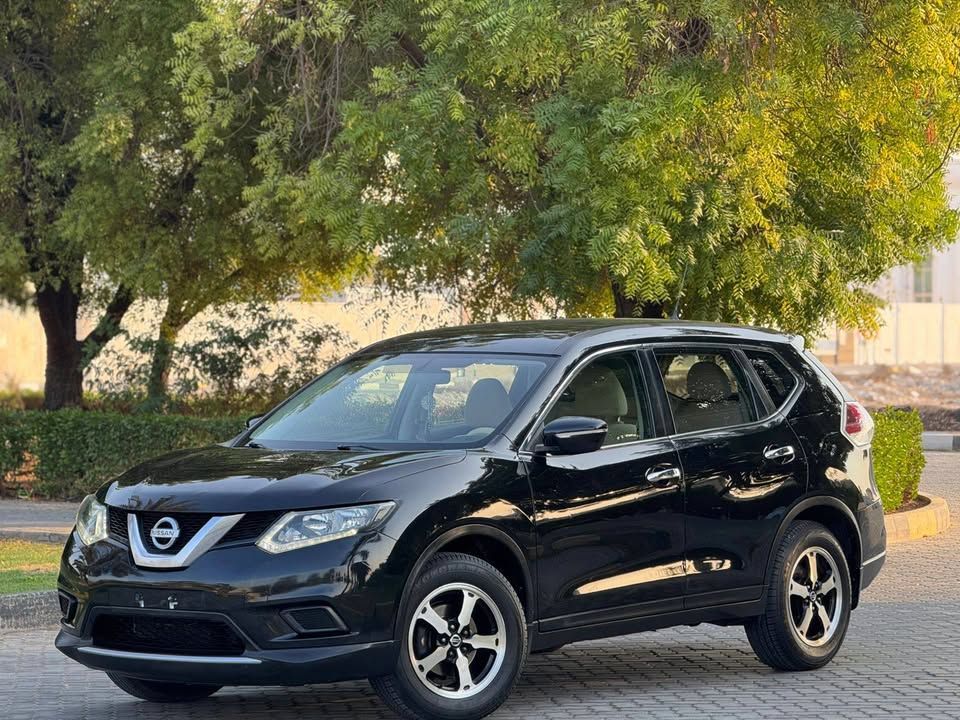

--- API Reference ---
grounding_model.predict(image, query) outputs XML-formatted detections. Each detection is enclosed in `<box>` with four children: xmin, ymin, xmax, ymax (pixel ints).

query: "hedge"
<box><xmin>0</xmin><ymin>405</ymin><xmax>928</xmax><ymax>509</ymax></box>
<box><xmin>872</xmin><ymin>406</ymin><xmax>925</xmax><ymax>513</ymax></box>
<box><xmin>0</xmin><ymin>411</ymin><xmax>244</xmax><ymax>500</ymax></box>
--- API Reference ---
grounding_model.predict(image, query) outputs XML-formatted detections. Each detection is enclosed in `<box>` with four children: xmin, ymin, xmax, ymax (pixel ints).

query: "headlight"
<box><xmin>256</xmin><ymin>502</ymin><xmax>395</xmax><ymax>554</ymax></box>
<box><xmin>76</xmin><ymin>494</ymin><xmax>108</xmax><ymax>546</ymax></box>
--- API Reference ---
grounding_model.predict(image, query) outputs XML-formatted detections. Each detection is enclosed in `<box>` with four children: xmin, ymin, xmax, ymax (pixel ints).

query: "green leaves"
<box><xmin>8</xmin><ymin>0</ymin><xmax>958</xmax><ymax>370</ymax></box>
<box><xmin>304</xmin><ymin>0</ymin><xmax>960</xmax><ymax>331</ymax></box>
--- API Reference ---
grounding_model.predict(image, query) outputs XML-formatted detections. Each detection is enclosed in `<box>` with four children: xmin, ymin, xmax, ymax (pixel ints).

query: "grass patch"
<box><xmin>0</xmin><ymin>539</ymin><xmax>60</xmax><ymax>595</ymax></box>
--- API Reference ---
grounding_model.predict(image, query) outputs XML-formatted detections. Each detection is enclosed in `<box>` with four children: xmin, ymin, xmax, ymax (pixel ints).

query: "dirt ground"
<box><xmin>830</xmin><ymin>364</ymin><xmax>960</xmax><ymax>431</ymax></box>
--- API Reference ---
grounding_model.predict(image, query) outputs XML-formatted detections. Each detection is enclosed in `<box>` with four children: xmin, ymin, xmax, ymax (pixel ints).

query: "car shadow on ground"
<box><xmin>86</xmin><ymin>636</ymin><xmax>792</xmax><ymax>718</ymax></box>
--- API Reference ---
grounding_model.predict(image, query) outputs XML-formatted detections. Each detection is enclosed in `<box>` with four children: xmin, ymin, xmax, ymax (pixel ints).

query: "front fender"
<box><xmin>372</xmin><ymin>453</ymin><xmax>537</xmax><ymax>639</ymax></box>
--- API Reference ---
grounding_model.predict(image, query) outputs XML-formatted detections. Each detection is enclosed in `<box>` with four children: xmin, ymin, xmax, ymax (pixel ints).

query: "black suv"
<box><xmin>57</xmin><ymin>320</ymin><xmax>886</xmax><ymax>720</ymax></box>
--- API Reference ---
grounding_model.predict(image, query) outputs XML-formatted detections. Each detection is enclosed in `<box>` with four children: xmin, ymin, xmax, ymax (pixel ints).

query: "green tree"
<box><xmin>0</xmin><ymin>0</ymin><xmax>136</xmax><ymax>408</ymax></box>
<box><xmin>300</xmin><ymin>0</ymin><xmax>960</xmax><ymax>336</ymax></box>
<box><xmin>2</xmin><ymin>0</ymin><xmax>360</xmax><ymax>406</ymax></box>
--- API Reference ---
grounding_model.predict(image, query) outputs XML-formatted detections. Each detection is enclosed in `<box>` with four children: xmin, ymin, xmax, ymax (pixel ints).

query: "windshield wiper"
<box><xmin>336</xmin><ymin>444</ymin><xmax>381</xmax><ymax>451</ymax></box>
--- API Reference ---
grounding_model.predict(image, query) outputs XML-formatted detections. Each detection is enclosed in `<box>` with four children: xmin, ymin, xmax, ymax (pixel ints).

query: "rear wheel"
<box><xmin>106</xmin><ymin>673</ymin><xmax>221</xmax><ymax>702</ymax></box>
<box><xmin>371</xmin><ymin>552</ymin><xmax>526</xmax><ymax>720</ymax></box>
<box><xmin>746</xmin><ymin>520</ymin><xmax>852</xmax><ymax>671</ymax></box>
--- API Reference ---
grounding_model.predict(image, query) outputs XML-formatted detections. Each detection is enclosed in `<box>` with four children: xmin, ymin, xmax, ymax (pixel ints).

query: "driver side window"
<box><xmin>544</xmin><ymin>352</ymin><xmax>652</xmax><ymax>446</ymax></box>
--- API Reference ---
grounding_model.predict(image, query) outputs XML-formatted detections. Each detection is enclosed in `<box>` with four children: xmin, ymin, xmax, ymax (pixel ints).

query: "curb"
<box><xmin>0</xmin><ymin>590</ymin><xmax>59</xmax><ymax>630</ymax></box>
<box><xmin>922</xmin><ymin>432</ymin><xmax>960</xmax><ymax>452</ymax></box>
<box><xmin>884</xmin><ymin>493</ymin><xmax>951</xmax><ymax>544</ymax></box>
<box><xmin>0</xmin><ymin>528</ymin><xmax>70</xmax><ymax>544</ymax></box>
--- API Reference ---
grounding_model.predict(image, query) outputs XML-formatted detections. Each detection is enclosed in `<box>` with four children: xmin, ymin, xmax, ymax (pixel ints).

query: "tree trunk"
<box><xmin>35</xmin><ymin>281</ymin><xmax>136</xmax><ymax>410</ymax></box>
<box><xmin>611</xmin><ymin>282</ymin><xmax>667</xmax><ymax>319</ymax></box>
<box><xmin>36</xmin><ymin>281</ymin><xmax>83</xmax><ymax>410</ymax></box>
<box><xmin>146</xmin><ymin>301</ymin><xmax>189</xmax><ymax>403</ymax></box>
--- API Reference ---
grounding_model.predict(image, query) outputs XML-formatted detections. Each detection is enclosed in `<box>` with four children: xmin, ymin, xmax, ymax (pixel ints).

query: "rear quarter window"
<box><xmin>743</xmin><ymin>349</ymin><xmax>797</xmax><ymax>408</ymax></box>
<box><xmin>781</xmin><ymin>348</ymin><xmax>843</xmax><ymax>417</ymax></box>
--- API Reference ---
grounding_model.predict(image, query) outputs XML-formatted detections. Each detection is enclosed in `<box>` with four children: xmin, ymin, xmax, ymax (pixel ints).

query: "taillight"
<box><xmin>843</xmin><ymin>402</ymin><xmax>874</xmax><ymax>446</ymax></box>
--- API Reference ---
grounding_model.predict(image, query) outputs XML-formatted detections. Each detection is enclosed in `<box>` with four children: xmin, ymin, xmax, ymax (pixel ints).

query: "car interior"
<box><xmin>545</xmin><ymin>356</ymin><xmax>646</xmax><ymax>445</ymax></box>
<box><xmin>657</xmin><ymin>352</ymin><xmax>755</xmax><ymax>433</ymax></box>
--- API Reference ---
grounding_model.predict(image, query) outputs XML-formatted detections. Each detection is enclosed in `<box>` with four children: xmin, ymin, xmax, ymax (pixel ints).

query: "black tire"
<box><xmin>746</xmin><ymin>520</ymin><xmax>852</xmax><ymax>671</ymax></box>
<box><xmin>106</xmin><ymin>673</ymin><xmax>221</xmax><ymax>702</ymax></box>
<box><xmin>371</xmin><ymin>552</ymin><xmax>527</xmax><ymax>720</ymax></box>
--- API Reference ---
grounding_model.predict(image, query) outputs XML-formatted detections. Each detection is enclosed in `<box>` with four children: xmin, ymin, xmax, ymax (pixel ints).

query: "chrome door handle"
<box><xmin>646</xmin><ymin>465</ymin><xmax>682</xmax><ymax>486</ymax></box>
<box><xmin>763</xmin><ymin>445</ymin><xmax>796</xmax><ymax>462</ymax></box>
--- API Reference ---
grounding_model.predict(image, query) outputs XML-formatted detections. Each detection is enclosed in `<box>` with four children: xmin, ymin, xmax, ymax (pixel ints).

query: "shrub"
<box><xmin>0</xmin><ymin>411</ymin><xmax>244</xmax><ymax>500</ymax></box>
<box><xmin>872</xmin><ymin>406</ymin><xmax>925</xmax><ymax>512</ymax></box>
<box><xmin>0</xmin><ymin>389</ymin><xmax>44</xmax><ymax>411</ymax></box>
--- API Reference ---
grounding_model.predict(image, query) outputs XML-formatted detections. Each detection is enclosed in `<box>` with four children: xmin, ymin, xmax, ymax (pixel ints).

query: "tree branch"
<box><xmin>911</xmin><ymin>120</ymin><xmax>960</xmax><ymax>191</ymax></box>
<box><xmin>80</xmin><ymin>284</ymin><xmax>134</xmax><ymax>367</ymax></box>
<box><xmin>394</xmin><ymin>32</ymin><xmax>426</xmax><ymax>69</ymax></box>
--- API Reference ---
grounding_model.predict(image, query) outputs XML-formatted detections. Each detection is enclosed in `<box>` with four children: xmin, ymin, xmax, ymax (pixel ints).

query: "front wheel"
<box><xmin>746</xmin><ymin>520</ymin><xmax>852</xmax><ymax>671</ymax></box>
<box><xmin>371</xmin><ymin>552</ymin><xmax>527</xmax><ymax>720</ymax></box>
<box><xmin>106</xmin><ymin>673</ymin><xmax>221</xmax><ymax>702</ymax></box>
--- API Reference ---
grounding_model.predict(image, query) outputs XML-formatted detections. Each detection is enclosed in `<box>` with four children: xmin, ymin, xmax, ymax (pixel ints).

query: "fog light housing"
<box><xmin>58</xmin><ymin>590</ymin><xmax>78</xmax><ymax>625</ymax></box>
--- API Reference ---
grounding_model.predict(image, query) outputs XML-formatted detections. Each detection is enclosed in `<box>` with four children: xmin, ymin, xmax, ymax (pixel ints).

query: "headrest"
<box><xmin>463</xmin><ymin>378</ymin><xmax>511</xmax><ymax>428</ymax></box>
<box><xmin>686</xmin><ymin>361</ymin><xmax>733</xmax><ymax>402</ymax></box>
<box><xmin>564</xmin><ymin>365</ymin><xmax>628</xmax><ymax>418</ymax></box>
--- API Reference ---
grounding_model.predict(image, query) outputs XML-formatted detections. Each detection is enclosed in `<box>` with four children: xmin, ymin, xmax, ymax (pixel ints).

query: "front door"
<box><xmin>652</xmin><ymin>346</ymin><xmax>807</xmax><ymax>608</ymax></box>
<box><xmin>524</xmin><ymin>349</ymin><xmax>685</xmax><ymax>630</ymax></box>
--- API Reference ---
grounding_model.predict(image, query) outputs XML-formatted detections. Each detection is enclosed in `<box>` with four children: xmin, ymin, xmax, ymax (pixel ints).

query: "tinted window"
<box><xmin>744</xmin><ymin>349</ymin><xmax>797</xmax><ymax>407</ymax></box>
<box><xmin>656</xmin><ymin>350</ymin><xmax>757</xmax><ymax>433</ymax></box>
<box><xmin>249</xmin><ymin>353</ymin><xmax>549</xmax><ymax>450</ymax></box>
<box><xmin>545</xmin><ymin>352</ymin><xmax>652</xmax><ymax>446</ymax></box>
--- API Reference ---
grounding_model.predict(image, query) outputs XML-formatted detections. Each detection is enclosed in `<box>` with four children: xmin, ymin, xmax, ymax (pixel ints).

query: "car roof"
<box><xmin>357</xmin><ymin>319</ymin><xmax>799</xmax><ymax>358</ymax></box>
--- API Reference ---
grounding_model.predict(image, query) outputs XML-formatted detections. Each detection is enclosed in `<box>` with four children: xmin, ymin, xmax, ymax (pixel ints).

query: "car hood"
<box><xmin>102</xmin><ymin>445</ymin><xmax>467</xmax><ymax>514</ymax></box>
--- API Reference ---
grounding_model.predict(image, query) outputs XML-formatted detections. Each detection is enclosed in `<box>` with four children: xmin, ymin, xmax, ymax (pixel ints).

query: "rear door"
<box><xmin>650</xmin><ymin>344</ymin><xmax>807</xmax><ymax>608</ymax></box>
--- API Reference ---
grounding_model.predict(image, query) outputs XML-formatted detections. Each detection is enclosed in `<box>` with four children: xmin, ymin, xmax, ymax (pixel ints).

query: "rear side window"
<box><xmin>655</xmin><ymin>350</ymin><xmax>758</xmax><ymax>433</ymax></box>
<box><xmin>744</xmin><ymin>349</ymin><xmax>797</xmax><ymax>408</ymax></box>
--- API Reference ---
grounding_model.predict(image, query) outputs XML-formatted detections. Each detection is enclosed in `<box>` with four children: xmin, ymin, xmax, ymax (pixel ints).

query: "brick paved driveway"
<box><xmin>2</xmin><ymin>453</ymin><xmax>958</xmax><ymax>719</ymax></box>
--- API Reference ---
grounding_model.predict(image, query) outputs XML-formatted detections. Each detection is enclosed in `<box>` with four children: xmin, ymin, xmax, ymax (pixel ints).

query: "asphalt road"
<box><xmin>2</xmin><ymin>453</ymin><xmax>958</xmax><ymax>719</ymax></box>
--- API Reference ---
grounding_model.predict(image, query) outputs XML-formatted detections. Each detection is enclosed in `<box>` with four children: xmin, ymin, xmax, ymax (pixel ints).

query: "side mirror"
<box><xmin>537</xmin><ymin>416</ymin><xmax>607</xmax><ymax>455</ymax></box>
<box><xmin>246</xmin><ymin>415</ymin><xmax>264</xmax><ymax>429</ymax></box>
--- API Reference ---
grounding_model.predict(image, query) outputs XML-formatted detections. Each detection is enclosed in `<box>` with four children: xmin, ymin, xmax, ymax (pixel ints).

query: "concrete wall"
<box><xmin>0</xmin><ymin>289</ymin><xmax>464</xmax><ymax>393</ymax></box>
<box><xmin>816</xmin><ymin>302</ymin><xmax>960</xmax><ymax>366</ymax></box>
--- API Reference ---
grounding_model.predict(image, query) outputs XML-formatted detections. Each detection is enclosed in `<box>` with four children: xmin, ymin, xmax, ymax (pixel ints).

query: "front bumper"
<box><xmin>55</xmin><ymin>627</ymin><xmax>396</xmax><ymax>685</ymax></box>
<box><xmin>56</xmin><ymin>528</ymin><xmax>403</xmax><ymax>685</ymax></box>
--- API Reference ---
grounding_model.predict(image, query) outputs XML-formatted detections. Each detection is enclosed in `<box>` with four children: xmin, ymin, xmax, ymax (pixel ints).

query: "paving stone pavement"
<box><xmin>1</xmin><ymin>453</ymin><xmax>958</xmax><ymax>719</ymax></box>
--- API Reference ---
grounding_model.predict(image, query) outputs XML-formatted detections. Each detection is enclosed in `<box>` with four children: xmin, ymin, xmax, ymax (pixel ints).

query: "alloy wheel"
<box><xmin>787</xmin><ymin>546</ymin><xmax>843</xmax><ymax>647</ymax></box>
<box><xmin>407</xmin><ymin>582</ymin><xmax>506</xmax><ymax>699</ymax></box>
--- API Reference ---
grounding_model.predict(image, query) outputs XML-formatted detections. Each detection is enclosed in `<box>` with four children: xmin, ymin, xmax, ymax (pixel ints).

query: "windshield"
<box><xmin>247</xmin><ymin>352</ymin><xmax>552</xmax><ymax>450</ymax></box>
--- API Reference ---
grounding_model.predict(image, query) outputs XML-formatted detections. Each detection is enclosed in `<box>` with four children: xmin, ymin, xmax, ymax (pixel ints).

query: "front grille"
<box><xmin>107</xmin><ymin>508</ymin><xmax>281</xmax><ymax>551</ymax></box>
<box><xmin>218</xmin><ymin>511</ymin><xmax>282</xmax><ymax>544</ymax></box>
<box><xmin>108</xmin><ymin>507</ymin><xmax>128</xmax><ymax>540</ymax></box>
<box><xmin>92</xmin><ymin>614</ymin><xmax>246</xmax><ymax>656</ymax></box>
<box><xmin>130</xmin><ymin>511</ymin><xmax>213</xmax><ymax>555</ymax></box>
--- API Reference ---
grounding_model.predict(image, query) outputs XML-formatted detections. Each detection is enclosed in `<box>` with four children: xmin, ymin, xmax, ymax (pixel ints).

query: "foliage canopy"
<box><xmin>181</xmin><ymin>0</ymin><xmax>960</xmax><ymax>335</ymax></box>
<box><xmin>0</xmin><ymin>0</ymin><xmax>360</xmax><ymax>405</ymax></box>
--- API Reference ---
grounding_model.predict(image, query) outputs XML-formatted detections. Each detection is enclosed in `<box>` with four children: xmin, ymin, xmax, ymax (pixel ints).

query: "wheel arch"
<box><xmin>394</xmin><ymin>523</ymin><xmax>535</xmax><ymax>639</ymax></box>
<box><xmin>764</xmin><ymin>496</ymin><xmax>863</xmax><ymax>608</ymax></box>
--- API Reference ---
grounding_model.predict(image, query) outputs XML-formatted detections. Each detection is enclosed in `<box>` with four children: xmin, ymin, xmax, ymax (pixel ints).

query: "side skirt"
<box><xmin>529</xmin><ymin>599</ymin><xmax>764</xmax><ymax>652</ymax></box>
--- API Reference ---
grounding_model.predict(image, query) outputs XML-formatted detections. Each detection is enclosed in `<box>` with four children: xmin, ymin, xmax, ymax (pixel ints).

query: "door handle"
<box><xmin>646</xmin><ymin>465</ymin><xmax>682</xmax><ymax>486</ymax></box>
<box><xmin>763</xmin><ymin>445</ymin><xmax>796</xmax><ymax>463</ymax></box>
